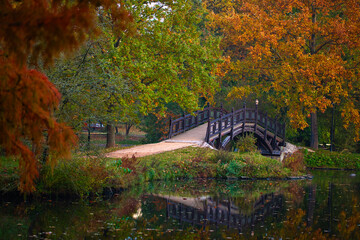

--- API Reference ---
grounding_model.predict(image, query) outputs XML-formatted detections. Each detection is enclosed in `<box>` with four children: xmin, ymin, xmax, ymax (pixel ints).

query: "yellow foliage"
<box><xmin>207</xmin><ymin>0</ymin><xmax>360</xmax><ymax>138</ymax></box>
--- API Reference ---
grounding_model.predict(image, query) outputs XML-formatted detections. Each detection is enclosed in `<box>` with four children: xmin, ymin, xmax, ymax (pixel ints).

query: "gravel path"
<box><xmin>105</xmin><ymin>124</ymin><xmax>209</xmax><ymax>158</ymax></box>
<box><xmin>105</xmin><ymin>142</ymin><xmax>200</xmax><ymax>158</ymax></box>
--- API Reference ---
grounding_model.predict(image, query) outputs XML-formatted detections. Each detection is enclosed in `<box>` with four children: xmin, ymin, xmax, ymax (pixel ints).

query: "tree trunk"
<box><xmin>87</xmin><ymin>126</ymin><xmax>91</xmax><ymax>150</ymax></box>
<box><xmin>106</xmin><ymin>124</ymin><xmax>116</xmax><ymax>148</ymax></box>
<box><xmin>330</xmin><ymin>104</ymin><xmax>335</xmax><ymax>151</ymax></box>
<box><xmin>125</xmin><ymin>123</ymin><xmax>132</xmax><ymax>137</ymax></box>
<box><xmin>309</xmin><ymin>4</ymin><xmax>318</xmax><ymax>150</ymax></box>
<box><xmin>310</xmin><ymin>112</ymin><xmax>318</xmax><ymax>149</ymax></box>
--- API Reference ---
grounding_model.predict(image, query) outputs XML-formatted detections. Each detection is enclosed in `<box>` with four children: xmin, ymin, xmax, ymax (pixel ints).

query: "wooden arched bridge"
<box><xmin>161</xmin><ymin>192</ymin><xmax>283</xmax><ymax>230</ymax></box>
<box><xmin>168</xmin><ymin>104</ymin><xmax>286</xmax><ymax>156</ymax></box>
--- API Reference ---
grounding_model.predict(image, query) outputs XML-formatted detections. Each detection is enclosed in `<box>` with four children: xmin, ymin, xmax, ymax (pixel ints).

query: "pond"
<box><xmin>1</xmin><ymin>170</ymin><xmax>360</xmax><ymax>239</ymax></box>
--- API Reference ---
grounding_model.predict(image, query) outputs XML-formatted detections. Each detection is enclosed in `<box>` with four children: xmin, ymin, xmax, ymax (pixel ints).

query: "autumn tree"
<box><xmin>0</xmin><ymin>0</ymin><xmax>131</xmax><ymax>192</ymax></box>
<box><xmin>207</xmin><ymin>0</ymin><xmax>360</xmax><ymax>149</ymax></box>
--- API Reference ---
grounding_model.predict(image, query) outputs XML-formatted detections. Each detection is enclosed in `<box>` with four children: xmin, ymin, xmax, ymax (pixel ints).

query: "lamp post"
<box><xmin>254</xmin><ymin>99</ymin><xmax>259</xmax><ymax>132</ymax></box>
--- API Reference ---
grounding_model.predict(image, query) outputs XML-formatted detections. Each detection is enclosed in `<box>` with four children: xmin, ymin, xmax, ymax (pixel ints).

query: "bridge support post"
<box><xmin>182</xmin><ymin>114</ymin><xmax>185</xmax><ymax>133</ymax></box>
<box><xmin>195</xmin><ymin>110</ymin><xmax>198</xmax><ymax>126</ymax></box>
<box><xmin>254</xmin><ymin>99</ymin><xmax>259</xmax><ymax>133</ymax></box>
<box><xmin>168</xmin><ymin>117</ymin><xmax>172</xmax><ymax>139</ymax></box>
<box><xmin>242</xmin><ymin>102</ymin><xmax>246</xmax><ymax>134</ymax></box>
<box><xmin>206</xmin><ymin>118</ymin><xmax>210</xmax><ymax>143</ymax></box>
<box><xmin>218</xmin><ymin>112</ymin><xmax>222</xmax><ymax>149</ymax></box>
<box><xmin>264</xmin><ymin>114</ymin><xmax>268</xmax><ymax>141</ymax></box>
<box><xmin>207</xmin><ymin>103</ymin><xmax>210</xmax><ymax>120</ymax></box>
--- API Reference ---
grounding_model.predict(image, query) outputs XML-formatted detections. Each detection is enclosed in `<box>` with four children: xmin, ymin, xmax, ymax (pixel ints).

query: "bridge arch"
<box><xmin>218</xmin><ymin>130</ymin><xmax>274</xmax><ymax>155</ymax></box>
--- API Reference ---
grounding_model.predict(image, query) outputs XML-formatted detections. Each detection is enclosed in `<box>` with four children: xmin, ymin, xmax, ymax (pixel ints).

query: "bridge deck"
<box><xmin>166</xmin><ymin>123</ymin><xmax>208</xmax><ymax>143</ymax></box>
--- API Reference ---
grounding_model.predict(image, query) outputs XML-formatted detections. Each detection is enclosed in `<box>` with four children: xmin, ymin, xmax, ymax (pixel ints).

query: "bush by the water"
<box><xmin>304</xmin><ymin>150</ymin><xmax>360</xmax><ymax>169</ymax></box>
<box><xmin>282</xmin><ymin>151</ymin><xmax>306</xmax><ymax>173</ymax></box>
<box><xmin>235</xmin><ymin>134</ymin><xmax>258</xmax><ymax>153</ymax></box>
<box><xmin>36</xmin><ymin>157</ymin><xmax>133</xmax><ymax>197</ymax></box>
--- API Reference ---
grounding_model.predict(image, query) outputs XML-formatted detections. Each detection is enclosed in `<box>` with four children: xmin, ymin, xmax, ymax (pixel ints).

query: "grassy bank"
<box><xmin>0</xmin><ymin>147</ymin><xmax>305</xmax><ymax>198</ymax></box>
<box><xmin>304</xmin><ymin>149</ymin><xmax>360</xmax><ymax>169</ymax></box>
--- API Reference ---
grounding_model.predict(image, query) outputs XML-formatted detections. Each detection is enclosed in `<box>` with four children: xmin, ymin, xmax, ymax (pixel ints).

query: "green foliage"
<box><xmin>140</xmin><ymin>113</ymin><xmax>166</xmax><ymax>143</ymax></box>
<box><xmin>209</xmin><ymin>149</ymin><xmax>234</xmax><ymax>164</ymax></box>
<box><xmin>36</xmin><ymin>157</ymin><xmax>132</xmax><ymax>197</ymax></box>
<box><xmin>111</xmin><ymin>159</ymin><xmax>132</xmax><ymax>174</ymax></box>
<box><xmin>138</xmin><ymin>147</ymin><xmax>216</xmax><ymax>181</ymax></box>
<box><xmin>226</xmin><ymin>160</ymin><xmax>246</xmax><ymax>176</ymax></box>
<box><xmin>0</xmin><ymin>156</ymin><xmax>19</xmax><ymax>192</ymax></box>
<box><xmin>304</xmin><ymin>150</ymin><xmax>360</xmax><ymax>169</ymax></box>
<box><xmin>235</xmin><ymin>133</ymin><xmax>258</xmax><ymax>153</ymax></box>
<box><xmin>286</xmin><ymin>126</ymin><xmax>311</xmax><ymax>147</ymax></box>
<box><xmin>49</xmin><ymin>0</ymin><xmax>222</xmax><ymax>144</ymax></box>
<box><xmin>226</xmin><ymin>152</ymin><xmax>290</xmax><ymax>178</ymax></box>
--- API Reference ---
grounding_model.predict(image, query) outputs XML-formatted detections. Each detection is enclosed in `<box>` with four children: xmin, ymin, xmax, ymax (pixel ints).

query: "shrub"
<box><xmin>37</xmin><ymin>157</ymin><xmax>133</xmax><ymax>197</ymax></box>
<box><xmin>209</xmin><ymin>149</ymin><xmax>234</xmax><ymax>164</ymax></box>
<box><xmin>226</xmin><ymin>160</ymin><xmax>246</xmax><ymax>177</ymax></box>
<box><xmin>304</xmin><ymin>150</ymin><xmax>360</xmax><ymax>169</ymax></box>
<box><xmin>282</xmin><ymin>151</ymin><xmax>306</xmax><ymax>173</ymax></box>
<box><xmin>235</xmin><ymin>133</ymin><xmax>258</xmax><ymax>153</ymax></box>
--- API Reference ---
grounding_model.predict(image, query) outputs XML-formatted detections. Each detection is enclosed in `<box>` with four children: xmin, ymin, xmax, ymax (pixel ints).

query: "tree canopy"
<box><xmin>49</xmin><ymin>0</ymin><xmax>223</xmax><ymax>145</ymax></box>
<box><xmin>207</xmin><ymin>0</ymin><xmax>360</xmax><ymax>148</ymax></box>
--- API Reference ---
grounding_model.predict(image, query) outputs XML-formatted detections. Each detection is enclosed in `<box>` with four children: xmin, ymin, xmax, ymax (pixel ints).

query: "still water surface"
<box><xmin>1</xmin><ymin>170</ymin><xmax>360</xmax><ymax>239</ymax></box>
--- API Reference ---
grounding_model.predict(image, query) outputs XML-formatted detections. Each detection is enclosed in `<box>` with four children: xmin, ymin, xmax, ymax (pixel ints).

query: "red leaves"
<box><xmin>0</xmin><ymin>0</ymin><xmax>132</xmax><ymax>193</ymax></box>
<box><xmin>0</xmin><ymin>54</ymin><xmax>77</xmax><ymax>192</ymax></box>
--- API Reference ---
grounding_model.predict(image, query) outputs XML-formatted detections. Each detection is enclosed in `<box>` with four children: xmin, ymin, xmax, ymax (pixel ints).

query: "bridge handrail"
<box><xmin>168</xmin><ymin>106</ymin><xmax>228</xmax><ymax>138</ymax></box>
<box><xmin>168</xmin><ymin>104</ymin><xmax>286</xmax><ymax>153</ymax></box>
<box><xmin>206</xmin><ymin>106</ymin><xmax>285</xmax><ymax>149</ymax></box>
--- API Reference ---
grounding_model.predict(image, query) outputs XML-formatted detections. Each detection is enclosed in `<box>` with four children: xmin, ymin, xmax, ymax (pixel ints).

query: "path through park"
<box><xmin>105</xmin><ymin>123</ymin><xmax>210</xmax><ymax>158</ymax></box>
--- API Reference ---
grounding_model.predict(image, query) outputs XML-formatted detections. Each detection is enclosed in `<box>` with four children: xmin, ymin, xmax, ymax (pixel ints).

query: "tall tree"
<box><xmin>0</xmin><ymin>0</ymin><xmax>131</xmax><ymax>192</ymax></box>
<box><xmin>207</xmin><ymin>0</ymin><xmax>360</xmax><ymax>148</ymax></box>
<box><xmin>107</xmin><ymin>0</ymin><xmax>223</xmax><ymax>115</ymax></box>
<box><xmin>50</xmin><ymin>0</ymin><xmax>223</xmax><ymax>146</ymax></box>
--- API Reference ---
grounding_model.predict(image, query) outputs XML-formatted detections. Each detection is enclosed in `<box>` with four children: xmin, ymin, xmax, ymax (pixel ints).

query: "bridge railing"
<box><xmin>168</xmin><ymin>106</ymin><xmax>227</xmax><ymax>139</ymax></box>
<box><xmin>168</xmin><ymin>103</ymin><xmax>285</xmax><ymax>151</ymax></box>
<box><xmin>205</xmin><ymin>105</ymin><xmax>285</xmax><ymax>148</ymax></box>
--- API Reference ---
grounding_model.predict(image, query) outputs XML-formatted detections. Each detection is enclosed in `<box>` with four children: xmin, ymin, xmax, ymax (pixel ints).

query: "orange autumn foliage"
<box><xmin>207</xmin><ymin>0</ymin><xmax>360</xmax><ymax>140</ymax></box>
<box><xmin>0</xmin><ymin>0</ymin><xmax>131</xmax><ymax>193</ymax></box>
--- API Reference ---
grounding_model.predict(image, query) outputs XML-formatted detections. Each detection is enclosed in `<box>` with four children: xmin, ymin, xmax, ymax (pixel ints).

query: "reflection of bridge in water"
<box><xmin>160</xmin><ymin>193</ymin><xmax>283</xmax><ymax>230</ymax></box>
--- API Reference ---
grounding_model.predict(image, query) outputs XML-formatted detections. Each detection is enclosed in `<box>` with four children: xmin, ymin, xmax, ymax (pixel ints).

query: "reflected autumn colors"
<box><xmin>1</xmin><ymin>170</ymin><xmax>360</xmax><ymax>239</ymax></box>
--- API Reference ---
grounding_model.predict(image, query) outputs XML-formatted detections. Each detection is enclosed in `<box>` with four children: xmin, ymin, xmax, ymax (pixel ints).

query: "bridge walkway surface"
<box><xmin>105</xmin><ymin>124</ymin><xmax>209</xmax><ymax>159</ymax></box>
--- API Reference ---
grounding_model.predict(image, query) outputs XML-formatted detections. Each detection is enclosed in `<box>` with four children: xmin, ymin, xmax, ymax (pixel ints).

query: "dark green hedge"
<box><xmin>304</xmin><ymin>150</ymin><xmax>360</xmax><ymax>169</ymax></box>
